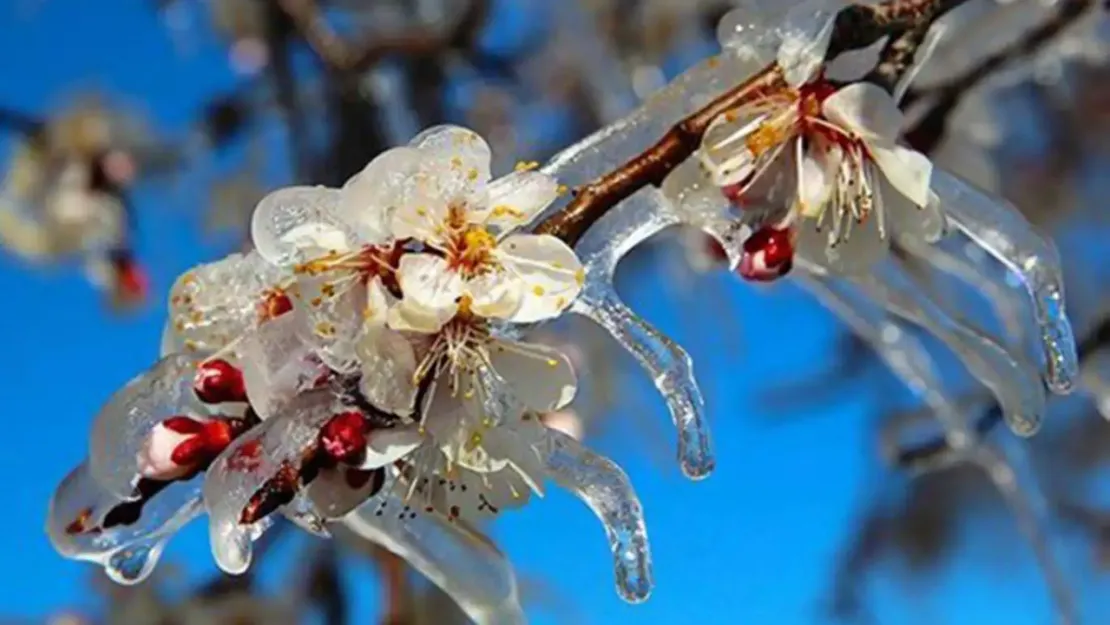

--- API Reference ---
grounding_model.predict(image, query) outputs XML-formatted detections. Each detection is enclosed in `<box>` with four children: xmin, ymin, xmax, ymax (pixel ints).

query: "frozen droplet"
<box><xmin>105</xmin><ymin>542</ymin><xmax>160</xmax><ymax>585</ymax></box>
<box><xmin>932</xmin><ymin>169</ymin><xmax>1078</xmax><ymax>394</ymax></box>
<box><xmin>537</xmin><ymin>428</ymin><xmax>652</xmax><ymax>603</ymax></box>
<box><xmin>573</xmin><ymin>284</ymin><xmax>714</xmax><ymax>479</ymax></box>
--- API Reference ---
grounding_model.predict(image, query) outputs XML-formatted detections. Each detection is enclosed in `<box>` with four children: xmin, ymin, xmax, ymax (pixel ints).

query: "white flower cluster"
<box><xmin>48</xmin><ymin>125</ymin><xmax>650</xmax><ymax>624</ymax></box>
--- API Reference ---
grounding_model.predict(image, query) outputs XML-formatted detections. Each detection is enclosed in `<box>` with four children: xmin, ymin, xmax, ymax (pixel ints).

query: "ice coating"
<box><xmin>974</xmin><ymin>438</ymin><xmax>1079</xmax><ymax>624</ymax></box>
<box><xmin>88</xmin><ymin>353</ymin><xmax>204</xmax><ymax>499</ymax></box>
<box><xmin>798</xmin><ymin>272</ymin><xmax>973</xmax><ymax>449</ymax></box>
<box><xmin>342</xmin><ymin>478</ymin><xmax>526</xmax><ymax>625</ymax></box>
<box><xmin>250</xmin><ymin>186</ymin><xmax>353</xmax><ymax>268</ymax></box>
<box><xmin>292</xmin><ymin>276</ymin><xmax>367</xmax><ymax>374</ymax></box>
<box><xmin>202</xmin><ymin>390</ymin><xmax>336</xmax><ymax>574</ymax></box>
<box><xmin>933</xmin><ymin>169</ymin><xmax>1078</xmax><ymax>394</ymax></box>
<box><xmin>1081</xmin><ymin>348</ymin><xmax>1110</xmax><ymax>421</ymax></box>
<box><xmin>47</xmin><ymin>462</ymin><xmax>203</xmax><ymax>585</ymax></box>
<box><xmin>845</xmin><ymin>258</ymin><xmax>1046</xmax><ymax>436</ymax></box>
<box><xmin>536</xmin><ymin>427</ymin><xmax>652</xmax><ymax>603</ymax></box>
<box><xmin>572</xmin><ymin>282</ymin><xmax>713</xmax><ymax>479</ymax></box>
<box><xmin>898</xmin><ymin>235</ymin><xmax>1030</xmax><ymax>350</ymax></box>
<box><xmin>237</xmin><ymin>312</ymin><xmax>329</xmax><ymax>420</ymax></box>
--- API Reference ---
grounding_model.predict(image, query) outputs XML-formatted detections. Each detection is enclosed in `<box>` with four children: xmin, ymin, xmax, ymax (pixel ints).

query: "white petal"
<box><xmin>464</xmin><ymin>271</ymin><xmax>524</xmax><ymax>320</ymax></box>
<box><xmin>797</xmin><ymin>144</ymin><xmax>838</xmax><ymax>218</ymax></box>
<box><xmin>409</xmin><ymin>124</ymin><xmax>492</xmax><ymax>191</ymax></box>
<box><xmin>822</xmin><ymin>83</ymin><xmax>905</xmax><ymax>147</ymax></box>
<box><xmin>359</xmin><ymin>426</ymin><xmax>425</xmax><ymax>469</ymax></box>
<box><xmin>250</xmin><ymin>186</ymin><xmax>353</xmax><ymax>268</ymax></box>
<box><xmin>337</xmin><ymin>146</ymin><xmax>422</xmax><ymax>244</ymax></box>
<box><xmin>293</xmin><ymin>277</ymin><xmax>367</xmax><ymax>374</ymax></box>
<box><xmin>395</xmin><ymin>253</ymin><xmax>464</xmax><ymax>318</ymax></box>
<box><xmin>870</xmin><ymin>145</ymin><xmax>934</xmax><ymax>208</ymax></box>
<box><xmin>542</xmin><ymin>410</ymin><xmax>585</xmax><ymax>441</ymax></box>
<box><xmin>796</xmin><ymin>209</ymin><xmax>889</xmax><ymax>276</ymax></box>
<box><xmin>389</xmin><ymin>173</ymin><xmax>452</xmax><ymax>244</ymax></box>
<box><xmin>481</xmin><ymin>170</ymin><xmax>559</xmax><ymax>232</ymax></box>
<box><xmin>237</xmin><ymin>313</ymin><xmax>329</xmax><ymax>420</ymax></box>
<box><xmin>777</xmin><ymin>7</ymin><xmax>836</xmax><ymax>87</ymax></box>
<box><xmin>357</xmin><ymin>327</ymin><xmax>419</xmax><ymax>417</ymax></box>
<box><xmin>387</xmin><ymin>299</ymin><xmax>455</xmax><ymax>334</ymax></box>
<box><xmin>363</xmin><ymin>275</ymin><xmax>394</xmax><ymax>328</ymax></box>
<box><xmin>494</xmin><ymin>234</ymin><xmax>584</xmax><ymax>324</ymax></box>
<box><xmin>489</xmin><ymin>339</ymin><xmax>578</xmax><ymax>412</ymax></box>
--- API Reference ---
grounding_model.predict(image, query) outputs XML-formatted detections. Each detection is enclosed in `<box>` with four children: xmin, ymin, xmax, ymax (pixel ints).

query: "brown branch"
<box><xmin>866</xmin><ymin>22</ymin><xmax>933</xmax><ymax>92</ymax></box>
<box><xmin>904</xmin><ymin>0</ymin><xmax>1097</xmax><ymax>153</ymax></box>
<box><xmin>532</xmin><ymin>0</ymin><xmax>974</xmax><ymax>247</ymax></box>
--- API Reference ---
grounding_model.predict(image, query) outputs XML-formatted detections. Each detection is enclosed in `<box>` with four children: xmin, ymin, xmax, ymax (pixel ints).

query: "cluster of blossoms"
<box><xmin>695</xmin><ymin>17</ymin><xmax>941</xmax><ymax>282</ymax></box>
<box><xmin>48</xmin><ymin>126</ymin><xmax>648</xmax><ymax>619</ymax></box>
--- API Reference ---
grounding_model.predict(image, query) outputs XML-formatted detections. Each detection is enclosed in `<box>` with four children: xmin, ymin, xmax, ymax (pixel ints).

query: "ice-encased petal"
<box><xmin>932</xmin><ymin>169</ymin><xmax>1078</xmax><ymax>394</ymax></box>
<box><xmin>48</xmin><ymin>462</ymin><xmax>202</xmax><ymax>585</ymax></box>
<box><xmin>292</xmin><ymin>277</ymin><xmax>367</xmax><ymax>374</ymax></box>
<box><xmin>482</xmin><ymin>170</ymin><xmax>559</xmax><ymax>234</ymax></box>
<box><xmin>303</xmin><ymin>466</ymin><xmax>386</xmax><ymax>520</ymax></box>
<box><xmin>337</xmin><ymin>146</ymin><xmax>422</xmax><ymax>245</ymax></box>
<box><xmin>89</xmin><ymin>353</ymin><xmax>204</xmax><ymax>499</ymax></box>
<box><xmin>203</xmin><ymin>390</ymin><xmax>337</xmax><ymax>575</ymax></box>
<box><xmin>341</xmin><ymin>477</ymin><xmax>525</xmax><ymax>625</ymax></box>
<box><xmin>489</xmin><ymin>339</ymin><xmax>577</xmax><ymax>412</ymax></box>
<box><xmin>251</xmin><ymin>186</ymin><xmax>354</xmax><ymax>268</ymax></box>
<box><xmin>495</xmin><ymin>234</ymin><xmax>584</xmax><ymax>324</ymax></box>
<box><xmin>238</xmin><ymin>313</ymin><xmax>329</xmax><ymax>420</ymax></box>
<box><xmin>168</xmin><ymin>251</ymin><xmax>285</xmax><ymax>354</ymax></box>
<box><xmin>535</xmin><ymin>428</ymin><xmax>652</xmax><ymax>603</ymax></box>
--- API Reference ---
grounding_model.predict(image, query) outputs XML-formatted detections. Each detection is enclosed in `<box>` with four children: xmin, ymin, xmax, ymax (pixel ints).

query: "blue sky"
<box><xmin>0</xmin><ymin>1</ymin><xmax>1100</xmax><ymax>623</ymax></box>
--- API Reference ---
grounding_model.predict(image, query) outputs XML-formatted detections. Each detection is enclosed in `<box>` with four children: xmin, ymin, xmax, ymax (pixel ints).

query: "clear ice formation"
<box><xmin>537</xmin><ymin>427</ymin><xmax>653</xmax><ymax>603</ymax></box>
<box><xmin>342</xmin><ymin>477</ymin><xmax>527</xmax><ymax>625</ymax></box>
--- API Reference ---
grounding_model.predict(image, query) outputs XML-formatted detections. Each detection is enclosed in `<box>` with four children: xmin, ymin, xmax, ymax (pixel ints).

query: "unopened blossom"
<box><xmin>697</xmin><ymin>23</ymin><xmax>943</xmax><ymax>280</ymax></box>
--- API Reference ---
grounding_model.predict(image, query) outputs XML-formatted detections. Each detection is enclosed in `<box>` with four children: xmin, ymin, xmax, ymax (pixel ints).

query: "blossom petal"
<box><xmin>871</xmin><ymin>144</ymin><xmax>934</xmax><ymax>208</ymax></box>
<box><xmin>391</xmin><ymin>253</ymin><xmax>463</xmax><ymax>331</ymax></box>
<box><xmin>203</xmin><ymin>392</ymin><xmax>335</xmax><ymax>574</ymax></box>
<box><xmin>293</xmin><ymin>276</ymin><xmax>367</xmax><ymax>374</ymax></box>
<box><xmin>89</xmin><ymin>353</ymin><xmax>204</xmax><ymax>499</ymax></box>
<box><xmin>795</xmin><ymin>209</ymin><xmax>889</xmax><ymax>276</ymax></box>
<box><xmin>389</xmin><ymin>172</ymin><xmax>453</xmax><ymax>244</ymax></box>
<box><xmin>465</xmin><ymin>271</ymin><xmax>524</xmax><ymax>320</ymax></box>
<box><xmin>356</xmin><ymin>327</ymin><xmax>419</xmax><ymax>417</ymax></box>
<box><xmin>238</xmin><ymin>313</ymin><xmax>330</xmax><ymax>420</ymax></box>
<box><xmin>48</xmin><ymin>462</ymin><xmax>202</xmax><ymax>585</ymax></box>
<box><xmin>797</xmin><ymin>144</ymin><xmax>839</xmax><ymax>219</ymax></box>
<box><xmin>251</xmin><ymin>186</ymin><xmax>354</xmax><ymax>268</ymax></box>
<box><xmin>489</xmin><ymin>339</ymin><xmax>577</xmax><ymax>412</ymax></box>
<box><xmin>409</xmin><ymin>124</ymin><xmax>493</xmax><ymax>196</ymax></box>
<box><xmin>303</xmin><ymin>466</ymin><xmax>386</xmax><ymax>519</ymax></box>
<box><xmin>495</xmin><ymin>234</ymin><xmax>584</xmax><ymax>324</ymax></box>
<box><xmin>822</xmin><ymin>82</ymin><xmax>905</xmax><ymax>147</ymax></box>
<box><xmin>337</xmin><ymin>146</ymin><xmax>422</xmax><ymax>244</ymax></box>
<box><xmin>167</xmin><ymin>252</ymin><xmax>285</xmax><ymax>354</ymax></box>
<box><xmin>777</xmin><ymin>5</ymin><xmax>836</xmax><ymax>87</ymax></box>
<box><xmin>361</xmin><ymin>426</ymin><xmax>426</xmax><ymax>470</ymax></box>
<box><xmin>481</xmin><ymin>170</ymin><xmax>559</xmax><ymax>233</ymax></box>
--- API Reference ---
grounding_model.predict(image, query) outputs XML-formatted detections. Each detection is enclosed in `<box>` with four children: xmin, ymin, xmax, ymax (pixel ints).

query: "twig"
<box><xmin>532</xmin><ymin>0</ymin><xmax>974</xmax><ymax>246</ymax></box>
<box><xmin>903</xmin><ymin>0</ymin><xmax>1097</xmax><ymax>153</ymax></box>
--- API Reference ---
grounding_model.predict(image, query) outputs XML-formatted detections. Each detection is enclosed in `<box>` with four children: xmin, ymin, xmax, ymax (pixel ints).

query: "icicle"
<box><xmin>843</xmin><ymin>258</ymin><xmax>1046</xmax><ymax>436</ymax></box>
<box><xmin>898</xmin><ymin>234</ymin><xmax>1029</xmax><ymax>350</ymax></box>
<box><xmin>798</xmin><ymin>272</ymin><xmax>973</xmax><ymax>450</ymax></box>
<box><xmin>341</xmin><ymin>479</ymin><xmax>526</xmax><ymax>625</ymax></box>
<box><xmin>47</xmin><ymin>462</ymin><xmax>202</xmax><ymax>585</ymax></box>
<box><xmin>572</xmin><ymin>282</ymin><xmax>713</xmax><ymax>479</ymax></box>
<box><xmin>932</xmin><ymin>169</ymin><xmax>1078</xmax><ymax>394</ymax></box>
<box><xmin>537</xmin><ymin>427</ymin><xmax>653</xmax><ymax>603</ymax></box>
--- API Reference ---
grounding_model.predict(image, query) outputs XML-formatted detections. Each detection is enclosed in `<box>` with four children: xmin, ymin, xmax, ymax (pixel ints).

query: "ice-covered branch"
<box><xmin>533</xmin><ymin>0</ymin><xmax>975</xmax><ymax>247</ymax></box>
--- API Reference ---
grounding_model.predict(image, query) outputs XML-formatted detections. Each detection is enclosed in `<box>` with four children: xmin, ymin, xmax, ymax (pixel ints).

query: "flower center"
<box><xmin>450</xmin><ymin>225</ymin><xmax>498</xmax><ymax>277</ymax></box>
